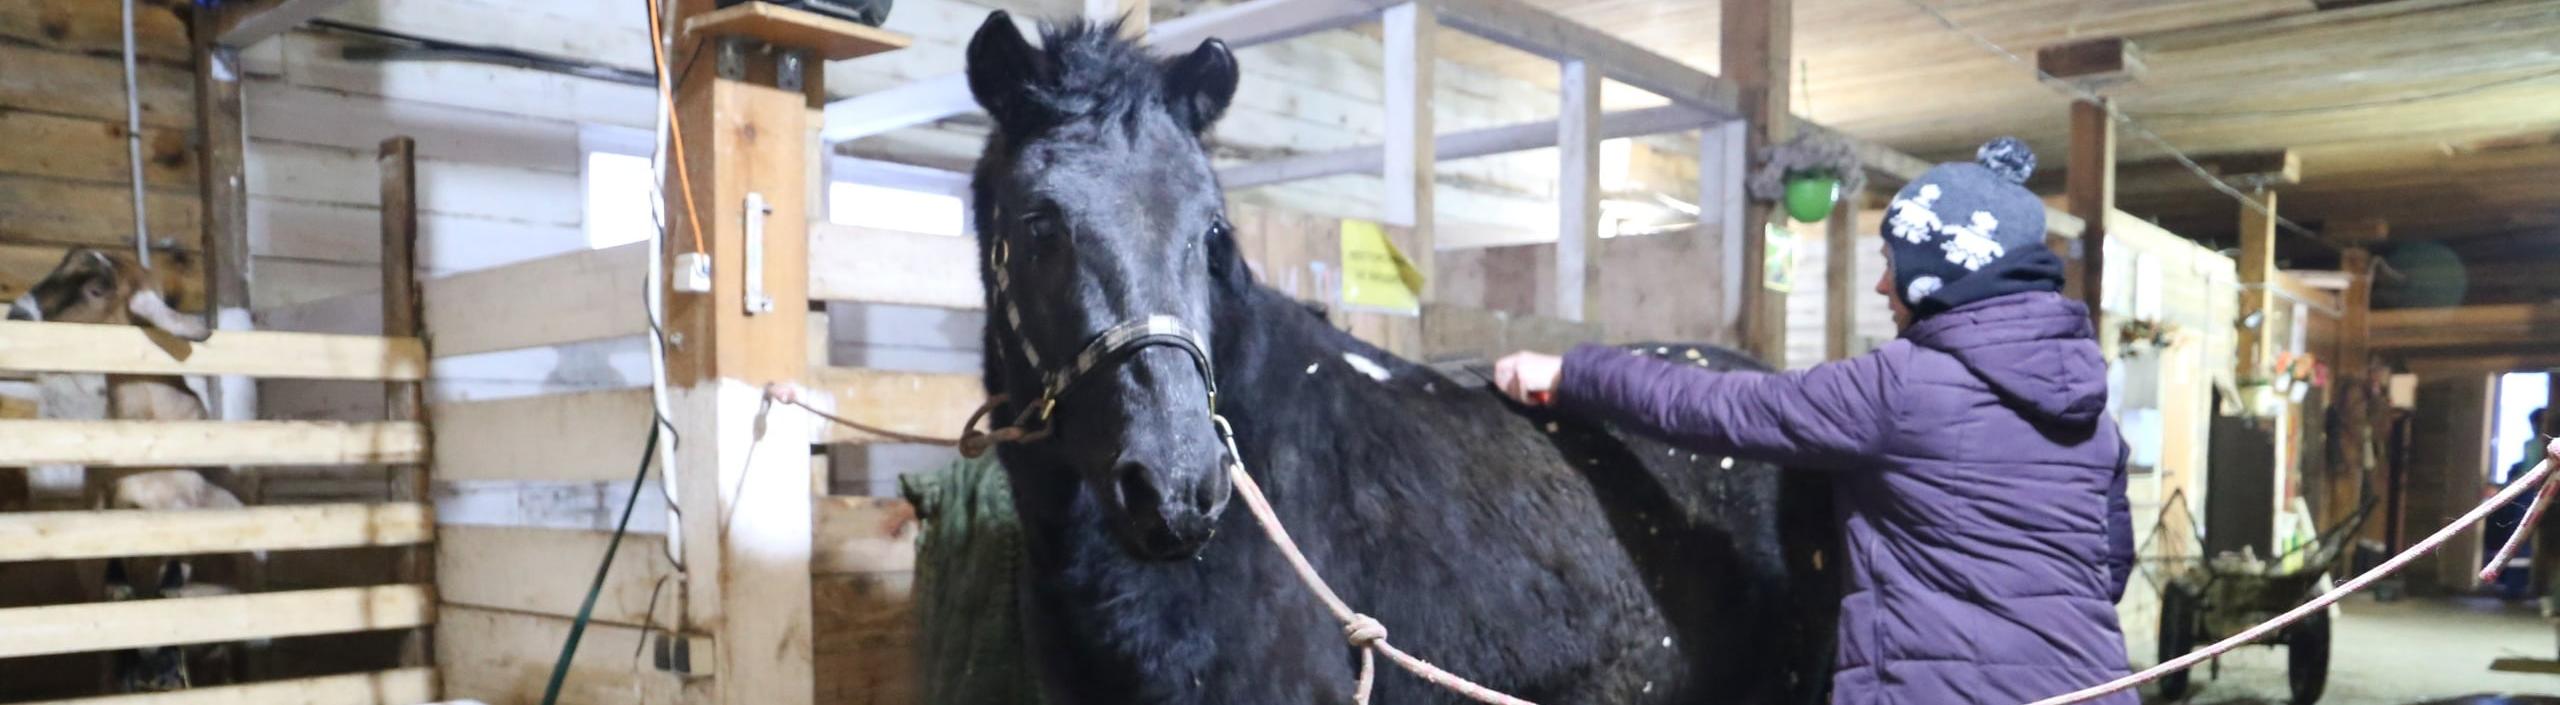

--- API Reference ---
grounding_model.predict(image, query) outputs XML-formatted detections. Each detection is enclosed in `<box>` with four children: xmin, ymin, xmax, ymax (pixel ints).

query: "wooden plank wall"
<box><xmin>0</xmin><ymin>0</ymin><xmax>206</xmax><ymax>308</ymax></box>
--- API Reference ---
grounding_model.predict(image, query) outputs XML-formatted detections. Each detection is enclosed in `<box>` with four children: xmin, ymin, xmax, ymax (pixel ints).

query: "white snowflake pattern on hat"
<box><xmin>1939</xmin><ymin>211</ymin><xmax>2005</xmax><ymax>271</ymax></box>
<box><xmin>1907</xmin><ymin>275</ymin><xmax>1943</xmax><ymax>304</ymax></box>
<box><xmin>1887</xmin><ymin>184</ymin><xmax>1943</xmax><ymax>244</ymax></box>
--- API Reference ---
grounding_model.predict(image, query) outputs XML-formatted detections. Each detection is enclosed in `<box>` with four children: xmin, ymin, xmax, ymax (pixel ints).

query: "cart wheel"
<box><xmin>2158</xmin><ymin>584</ymin><xmax>2198</xmax><ymax>699</ymax></box>
<box><xmin>2287</xmin><ymin>609</ymin><xmax>2331</xmax><ymax>705</ymax></box>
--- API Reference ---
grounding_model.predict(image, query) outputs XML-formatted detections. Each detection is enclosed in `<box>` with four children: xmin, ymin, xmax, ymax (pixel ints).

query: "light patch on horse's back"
<box><xmin>1340</xmin><ymin>353</ymin><xmax>1390</xmax><ymax>382</ymax></box>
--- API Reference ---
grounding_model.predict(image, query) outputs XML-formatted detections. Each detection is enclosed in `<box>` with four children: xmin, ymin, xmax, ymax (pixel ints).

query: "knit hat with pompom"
<box><xmin>1880</xmin><ymin>137</ymin><xmax>2067</xmax><ymax>319</ymax></box>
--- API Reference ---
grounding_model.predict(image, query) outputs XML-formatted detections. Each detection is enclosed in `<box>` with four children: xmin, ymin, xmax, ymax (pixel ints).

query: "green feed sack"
<box><xmin>903</xmin><ymin>455</ymin><xmax>1047</xmax><ymax>705</ymax></box>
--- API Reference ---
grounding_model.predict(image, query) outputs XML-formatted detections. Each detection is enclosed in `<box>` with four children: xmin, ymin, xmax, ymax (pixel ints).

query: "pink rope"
<box><xmin>2480</xmin><ymin>471</ymin><xmax>2560</xmax><ymax>584</ymax></box>
<box><xmin>2029</xmin><ymin>458</ymin><xmax>2555</xmax><ymax>705</ymax></box>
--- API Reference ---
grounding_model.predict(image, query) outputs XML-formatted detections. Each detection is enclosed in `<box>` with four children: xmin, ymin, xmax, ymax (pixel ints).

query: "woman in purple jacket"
<box><xmin>1497</xmin><ymin>138</ymin><xmax>2136</xmax><ymax>704</ymax></box>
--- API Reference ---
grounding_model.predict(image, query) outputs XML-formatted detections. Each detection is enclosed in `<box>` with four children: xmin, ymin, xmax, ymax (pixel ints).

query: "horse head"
<box><xmin>965</xmin><ymin>12</ymin><xmax>1246</xmax><ymax>561</ymax></box>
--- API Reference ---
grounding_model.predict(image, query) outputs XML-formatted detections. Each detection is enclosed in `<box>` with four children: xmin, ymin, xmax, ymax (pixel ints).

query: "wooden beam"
<box><xmin>682</xmin><ymin>2</ymin><xmax>910</xmax><ymax>62</ymax></box>
<box><xmin>1702</xmin><ymin>121</ymin><xmax>1747</xmax><ymax>347</ymax></box>
<box><xmin>2237</xmin><ymin>189</ymin><xmax>2278</xmax><ymax>378</ymax></box>
<box><xmin>803</xmin><ymin>367</ymin><xmax>982</xmax><ymax>445</ymax></box>
<box><xmin>1725</xmin><ymin>0</ymin><xmax>1791</xmax><ymax>363</ymax></box>
<box><xmin>0</xmin><ymin>322</ymin><xmax>424</xmax><ymax>380</ymax></box>
<box><xmin>379</xmin><ymin>137</ymin><xmax>438</xmax><ymax>672</ymax></box>
<box><xmin>0</xmin><ymin>420</ymin><xmax>426</xmax><ymax>467</ymax></box>
<box><xmin>2067</xmin><ymin>99</ymin><xmax>2115</xmax><ymax>323</ymax></box>
<box><xmin>2340</xmin><ymin>247</ymin><xmax>2374</xmax><ymax>377</ymax></box>
<box><xmin>0</xmin><ymin>503</ymin><xmax>430</xmax><ymax>563</ymax></box>
<box><xmin>806</xmin><ymin>224</ymin><xmax>982</xmax><ymax>309</ymax></box>
<box><xmin>663</xmin><ymin>76</ymin><xmax>811</xmax><ymax>387</ymax></box>
<box><xmin>423</xmin><ymin>243</ymin><xmax>650</xmax><ymax>358</ymax></box>
<box><xmin>1435</xmin><ymin>0</ymin><xmax>1740</xmax><ymax>119</ymax></box>
<box><xmin>192</xmin><ymin>12</ymin><xmax>251</xmax><ymax>334</ymax></box>
<box><xmin>1824</xmin><ymin>190</ymin><xmax>1858</xmax><ymax>359</ymax></box>
<box><xmin>1383</xmin><ymin>0</ymin><xmax>1436</xmax><ymax>298</ymax></box>
<box><xmin>665</xmin><ymin>5</ymin><xmax>819</xmax><ymax>699</ymax></box>
<box><xmin>1221</xmin><ymin>106</ymin><xmax>1714</xmax><ymax>189</ymax></box>
<box><xmin>1557</xmin><ymin>59</ymin><xmax>1600</xmax><ymax>321</ymax></box>
<box><xmin>432</xmin><ymin>390</ymin><xmax>656</xmax><ymax>482</ymax></box>
<box><xmin>2035</xmin><ymin>37</ymin><xmax>2143</xmax><ymax>85</ymax></box>
<box><xmin>0</xmin><ymin>585</ymin><xmax>433</xmax><ymax>659</ymax></box>
<box><xmin>440</xmin><ymin>606</ymin><xmax>707</xmax><ymax>703</ymax></box>
<box><xmin>216</xmin><ymin>0</ymin><xmax>357</xmax><ymax>48</ymax></box>
<box><xmin>18</xmin><ymin>668</ymin><xmax>437</xmax><ymax>705</ymax></box>
<box><xmin>438</xmin><ymin>525</ymin><xmax>675</xmax><ymax>627</ymax></box>
<box><xmin>813</xmin><ymin>496</ymin><xmax>917</xmax><ymax>575</ymax></box>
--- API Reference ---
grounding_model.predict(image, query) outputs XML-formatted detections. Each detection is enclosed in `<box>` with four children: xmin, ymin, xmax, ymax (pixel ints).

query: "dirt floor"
<box><xmin>2153</xmin><ymin>596</ymin><xmax>2560</xmax><ymax>704</ymax></box>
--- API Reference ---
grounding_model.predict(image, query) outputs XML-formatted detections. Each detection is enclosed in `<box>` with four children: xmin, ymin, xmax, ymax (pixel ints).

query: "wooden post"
<box><xmin>1557</xmin><ymin>59</ymin><xmax>1602</xmax><ymax>322</ymax></box>
<box><xmin>1823</xmin><ymin>190</ymin><xmax>1858</xmax><ymax>359</ymax></box>
<box><xmin>2237</xmin><ymin>189</ymin><xmax>2279</xmax><ymax>380</ymax></box>
<box><xmin>1724</xmin><ymin>0</ymin><xmax>1792</xmax><ymax>362</ymax></box>
<box><xmin>2066</xmin><ymin>99</ymin><xmax>2114</xmax><ymax>324</ymax></box>
<box><xmin>1383</xmin><ymin>1</ymin><xmax>1436</xmax><ymax>302</ymax></box>
<box><xmin>377</xmin><ymin>137</ymin><xmax>436</xmax><ymax>685</ymax></box>
<box><xmin>665</xmin><ymin>4</ymin><xmax>819</xmax><ymax>703</ymax></box>
<box><xmin>1701</xmin><ymin>121</ymin><xmax>1747</xmax><ymax>347</ymax></box>
<box><xmin>193</xmin><ymin>4</ymin><xmax>255</xmax><ymax>423</ymax></box>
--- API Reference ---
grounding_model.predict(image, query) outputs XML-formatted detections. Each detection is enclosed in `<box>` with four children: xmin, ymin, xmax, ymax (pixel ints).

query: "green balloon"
<box><xmin>1784</xmin><ymin>174</ymin><xmax>1840</xmax><ymax>223</ymax></box>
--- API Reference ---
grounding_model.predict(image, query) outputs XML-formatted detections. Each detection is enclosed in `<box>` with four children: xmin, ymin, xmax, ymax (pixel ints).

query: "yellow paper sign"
<box><xmin>1339</xmin><ymin>219</ymin><xmax>1422</xmax><ymax>315</ymax></box>
<box><xmin>1763</xmin><ymin>223</ymin><xmax>1797</xmax><ymax>294</ymax></box>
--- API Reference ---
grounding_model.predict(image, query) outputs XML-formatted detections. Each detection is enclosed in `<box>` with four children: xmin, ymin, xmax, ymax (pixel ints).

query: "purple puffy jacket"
<box><xmin>1558</xmin><ymin>291</ymin><xmax>2134</xmax><ymax>705</ymax></box>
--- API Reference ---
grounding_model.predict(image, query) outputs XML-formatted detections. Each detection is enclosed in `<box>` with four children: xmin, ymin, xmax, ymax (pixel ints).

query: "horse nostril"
<box><xmin>1115</xmin><ymin>462</ymin><xmax>1163</xmax><ymax>515</ymax></box>
<box><xmin>1192</xmin><ymin>480</ymin><xmax>1224</xmax><ymax>517</ymax></box>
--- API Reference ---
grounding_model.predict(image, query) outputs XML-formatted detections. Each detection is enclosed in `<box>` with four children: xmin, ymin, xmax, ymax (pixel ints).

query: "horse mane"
<box><xmin>1015</xmin><ymin>20</ymin><xmax>1165</xmax><ymax>131</ymax></box>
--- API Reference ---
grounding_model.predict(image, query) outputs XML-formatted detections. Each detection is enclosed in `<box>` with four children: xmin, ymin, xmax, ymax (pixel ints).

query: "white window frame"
<box><xmin>581</xmin><ymin>124</ymin><xmax>658</xmax><ymax>250</ymax></box>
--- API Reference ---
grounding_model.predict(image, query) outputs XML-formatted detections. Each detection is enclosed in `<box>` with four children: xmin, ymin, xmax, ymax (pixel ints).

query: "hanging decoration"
<box><xmin>1749</xmin><ymin>133</ymin><xmax>1866</xmax><ymax>224</ymax></box>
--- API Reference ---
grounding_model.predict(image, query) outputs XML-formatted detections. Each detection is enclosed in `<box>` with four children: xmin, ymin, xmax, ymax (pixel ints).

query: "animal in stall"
<box><xmin>958</xmin><ymin>15</ymin><xmax>1836</xmax><ymax>705</ymax></box>
<box><xmin>102</xmin><ymin>559</ymin><xmax>243</xmax><ymax>693</ymax></box>
<box><xmin>110</xmin><ymin>470</ymin><xmax>245</xmax><ymax>511</ymax></box>
<box><xmin>6</xmin><ymin>249</ymin><xmax>236</xmax><ymax>504</ymax></box>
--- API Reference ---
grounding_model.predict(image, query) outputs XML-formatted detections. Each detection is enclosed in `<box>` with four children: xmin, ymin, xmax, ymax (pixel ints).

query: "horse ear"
<box><xmin>1163</xmin><ymin>38</ymin><xmax>1238</xmax><ymax>134</ymax></box>
<box><xmin>966</xmin><ymin>12</ymin><xmax>1052</xmax><ymax>131</ymax></box>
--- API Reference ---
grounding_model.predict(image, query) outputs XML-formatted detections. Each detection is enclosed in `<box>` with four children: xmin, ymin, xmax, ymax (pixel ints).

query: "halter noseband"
<box><xmin>962</xmin><ymin>238</ymin><xmax>1228</xmax><ymax>457</ymax></box>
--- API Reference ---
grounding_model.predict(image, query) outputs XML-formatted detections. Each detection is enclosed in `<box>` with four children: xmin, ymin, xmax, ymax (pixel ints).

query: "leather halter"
<box><xmin>964</xmin><ymin>236</ymin><xmax>1225</xmax><ymax>455</ymax></box>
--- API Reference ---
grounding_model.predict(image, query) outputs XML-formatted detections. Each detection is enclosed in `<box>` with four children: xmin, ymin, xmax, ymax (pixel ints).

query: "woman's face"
<box><xmin>1875</xmin><ymin>245</ymin><xmax>1913</xmax><ymax>330</ymax></box>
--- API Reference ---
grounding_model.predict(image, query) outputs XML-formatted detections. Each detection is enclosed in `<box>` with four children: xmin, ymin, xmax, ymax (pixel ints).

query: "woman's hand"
<box><xmin>2548</xmin><ymin>437</ymin><xmax>2559</xmax><ymax>466</ymax></box>
<box><xmin>1493</xmin><ymin>352</ymin><xmax>1564</xmax><ymax>407</ymax></box>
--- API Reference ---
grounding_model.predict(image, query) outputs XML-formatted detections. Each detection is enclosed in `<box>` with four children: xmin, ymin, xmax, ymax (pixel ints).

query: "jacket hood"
<box><xmin>1902</xmin><ymin>291</ymin><xmax>2108</xmax><ymax>428</ymax></box>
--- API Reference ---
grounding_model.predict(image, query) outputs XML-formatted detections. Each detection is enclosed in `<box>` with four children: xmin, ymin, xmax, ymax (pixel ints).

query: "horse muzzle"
<box><xmin>1110</xmin><ymin>458</ymin><xmax>1232</xmax><ymax>561</ymax></box>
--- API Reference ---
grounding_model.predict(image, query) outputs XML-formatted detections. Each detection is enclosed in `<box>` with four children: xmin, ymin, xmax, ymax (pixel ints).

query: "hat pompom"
<box><xmin>1976</xmin><ymin>137</ymin><xmax>2035</xmax><ymax>185</ymax></box>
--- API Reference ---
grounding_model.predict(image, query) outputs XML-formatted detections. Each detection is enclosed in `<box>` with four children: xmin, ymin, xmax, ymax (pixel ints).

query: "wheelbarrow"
<box><xmin>2151</xmin><ymin>495</ymin><xmax>2377</xmax><ymax>704</ymax></box>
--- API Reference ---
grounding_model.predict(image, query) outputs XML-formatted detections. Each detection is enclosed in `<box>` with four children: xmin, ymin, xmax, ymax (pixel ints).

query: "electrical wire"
<box><xmin>119</xmin><ymin>0</ymin><xmax>151</xmax><ymax>270</ymax></box>
<box><xmin>537</xmin><ymin>421</ymin><xmax>662</xmax><ymax>705</ymax></box>
<box><xmin>2139</xmin><ymin>67</ymin><xmax>2560</xmax><ymax>119</ymax></box>
<box><xmin>645</xmin><ymin>0</ymin><xmax>712</xmax><ymax>256</ymax></box>
<box><xmin>1893</xmin><ymin>0</ymin><xmax>2342</xmax><ymax>253</ymax></box>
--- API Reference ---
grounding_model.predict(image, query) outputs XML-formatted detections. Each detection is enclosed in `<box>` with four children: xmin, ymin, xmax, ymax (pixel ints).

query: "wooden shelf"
<box><xmin>684</xmin><ymin>3</ymin><xmax>911</xmax><ymax>62</ymax></box>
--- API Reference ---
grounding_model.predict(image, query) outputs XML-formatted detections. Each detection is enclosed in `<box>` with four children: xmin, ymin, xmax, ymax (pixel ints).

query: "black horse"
<box><xmin>963</xmin><ymin>14</ymin><xmax>1837</xmax><ymax>704</ymax></box>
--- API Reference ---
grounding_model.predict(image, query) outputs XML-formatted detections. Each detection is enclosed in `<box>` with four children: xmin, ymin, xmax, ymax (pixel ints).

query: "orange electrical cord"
<box><xmin>646</xmin><ymin>0</ymin><xmax>710</xmax><ymax>255</ymax></box>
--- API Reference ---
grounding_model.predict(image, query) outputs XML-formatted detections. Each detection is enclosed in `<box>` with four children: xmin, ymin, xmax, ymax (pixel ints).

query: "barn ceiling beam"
<box><xmin>2047</xmin><ymin>149</ymin><xmax>2299</xmax><ymax>195</ymax></box>
<box><xmin>2036</xmin><ymin>37</ymin><xmax>2144</xmax><ymax>86</ymax></box>
<box><xmin>1220</xmin><ymin>105</ymin><xmax>1716</xmax><ymax>189</ymax></box>
<box><xmin>217</xmin><ymin>0</ymin><xmax>359</xmax><ymax>48</ymax></box>
<box><xmin>820</xmin><ymin>0</ymin><xmax>1401</xmax><ymax>142</ymax></box>
<box><xmin>2126</xmin><ymin>0</ymin><xmax>2500</xmax><ymax>52</ymax></box>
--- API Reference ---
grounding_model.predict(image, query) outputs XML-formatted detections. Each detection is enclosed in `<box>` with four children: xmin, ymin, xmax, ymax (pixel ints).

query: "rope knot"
<box><xmin>1343</xmin><ymin>614</ymin><xmax>1388</xmax><ymax>647</ymax></box>
<box><xmin>763</xmin><ymin>382</ymin><xmax>799</xmax><ymax>405</ymax></box>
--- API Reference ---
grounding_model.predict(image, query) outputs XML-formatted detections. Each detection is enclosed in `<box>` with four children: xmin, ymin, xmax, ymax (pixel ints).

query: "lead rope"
<box><xmin>2030</xmin><ymin>457</ymin><xmax>2557</xmax><ymax>705</ymax></box>
<box><xmin>765</xmin><ymin>384</ymin><xmax>1536</xmax><ymax>704</ymax></box>
<box><xmin>774</xmin><ymin>380</ymin><xmax>2546</xmax><ymax>705</ymax></box>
